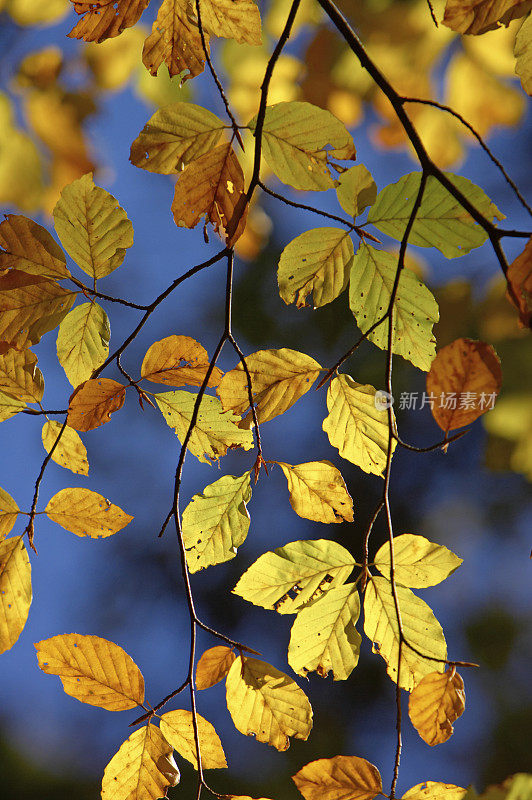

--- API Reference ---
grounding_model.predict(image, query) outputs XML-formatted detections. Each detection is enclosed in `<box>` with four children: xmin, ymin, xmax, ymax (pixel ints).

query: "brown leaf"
<box><xmin>196</xmin><ymin>646</ymin><xmax>236</xmax><ymax>689</ymax></box>
<box><xmin>143</xmin><ymin>0</ymin><xmax>207</xmax><ymax>80</ymax></box>
<box><xmin>506</xmin><ymin>236</ymin><xmax>532</xmax><ymax>329</ymax></box>
<box><xmin>442</xmin><ymin>0</ymin><xmax>532</xmax><ymax>35</ymax></box>
<box><xmin>0</xmin><ymin>215</ymin><xmax>69</xmax><ymax>279</ymax></box>
<box><xmin>67</xmin><ymin>378</ymin><xmax>126</xmax><ymax>431</ymax></box>
<box><xmin>141</xmin><ymin>335</ymin><xmax>223</xmax><ymax>387</ymax></box>
<box><xmin>426</xmin><ymin>338</ymin><xmax>502</xmax><ymax>433</ymax></box>
<box><xmin>68</xmin><ymin>0</ymin><xmax>151</xmax><ymax>43</ymax></box>
<box><xmin>293</xmin><ymin>755</ymin><xmax>382</xmax><ymax>800</ymax></box>
<box><xmin>409</xmin><ymin>669</ymin><xmax>466</xmax><ymax>746</ymax></box>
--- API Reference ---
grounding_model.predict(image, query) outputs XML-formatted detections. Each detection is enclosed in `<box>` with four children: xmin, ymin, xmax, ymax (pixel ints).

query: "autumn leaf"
<box><xmin>141</xmin><ymin>334</ymin><xmax>223</xmax><ymax>388</ymax></box>
<box><xmin>182</xmin><ymin>472</ymin><xmax>252</xmax><ymax>572</ymax></box>
<box><xmin>293</xmin><ymin>755</ymin><xmax>382</xmax><ymax>800</ymax></box>
<box><xmin>0</xmin><ymin>537</ymin><xmax>31</xmax><ymax>654</ymax></box>
<box><xmin>159</xmin><ymin>709</ymin><xmax>227</xmax><ymax>769</ymax></box>
<box><xmin>0</xmin><ymin>391</ymin><xmax>26</xmax><ymax>422</ymax></box>
<box><xmin>277</xmin><ymin>228</ymin><xmax>354</xmax><ymax>309</ymax></box>
<box><xmin>426</xmin><ymin>338</ymin><xmax>502</xmax><ymax>433</ymax></box>
<box><xmin>68</xmin><ymin>0</ymin><xmax>150</xmax><ymax>43</ymax></box>
<box><xmin>196</xmin><ymin>646</ymin><xmax>236</xmax><ymax>690</ymax></box>
<box><xmin>0</xmin><ymin>349</ymin><xmax>44</xmax><ymax>403</ymax></box>
<box><xmin>233</xmin><ymin>538</ymin><xmax>356</xmax><ymax>614</ymax></box>
<box><xmin>506</xmin><ymin>236</ymin><xmax>532</xmax><ymax>328</ymax></box>
<box><xmin>45</xmin><ymin>487</ymin><xmax>133</xmax><ymax>537</ymax></box>
<box><xmin>0</xmin><ymin>214</ymin><xmax>69</xmax><ymax>279</ymax></box>
<box><xmin>191</xmin><ymin>0</ymin><xmax>262</xmax><ymax>44</ymax></box>
<box><xmin>35</xmin><ymin>633</ymin><xmax>145</xmax><ymax>709</ymax></box>
<box><xmin>442</xmin><ymin>0</ymin><xmax>531</xmax><ymax>35</ymax></box>
<box><xmin>57</xmin><ymin>302</ymin><xmax>111</xmax><ymax>388</ymax></box>
<box><xmin>322</xmin><ymin>375</ymin><xmax>393</xmax><ymax>476</ymax></box>
<box><xmin>101</xmin><ymin>724</ymin><xmax>180</xmax><ymax>799</ymax></box>
<box><xmin>225</xmin><ymin>656</ymin><xmax>313</xmax><ymax>751</ymax></box>
<box><xmin>374</xmin><ymin>534</ymin><xmax>463</xmax><ymax>588</ymax></box>
<box><xmin>218</xmin><ymin>348</ymin><xmax>322</xmax><ymax>425</ymax></box>
<box><xmin>403</xmin><ymin>784</ymin><xmax>467</xmax><ymax>800</ymax></box>
<box><xmin>409</xmin><ymin>669</ymin><xmax>466</xmax><ymax>745</ymax></box>
<box><xmin>67</xmin><ymin>378</ymin><xmax>126</xmax><ymax>432</ymax></box>
<box><xmin>288</xmin><ymin>583</ymin><xmax>362</xmax><ymax>680</ymax></box>
<box><xmin>336</xmin><ymin>165</ymin><xmax>377</xmax><ymax>218</ymax></box>
<box><xmin>41</xmin><ymin>421</ymin><xmax>89</xmax><ymax>475</ymax></box>
<box><xmin>515</xmin><ymin>16</ymin><xmax>532</xmax><ymax>96</ymax></box>
<box><xmin>277</xmin><ymin>460</ymin><xmax>354</xmax><ymax>524</ymax></box>
<box><xmin>143</xmin><ymin>0</ymin><xmax>207</xmax><ymax>80</ymax></box>
<box><xmin>0</xmin><ymin>487</ymin><xmax>19</xmax><ymax>540</ymax></box>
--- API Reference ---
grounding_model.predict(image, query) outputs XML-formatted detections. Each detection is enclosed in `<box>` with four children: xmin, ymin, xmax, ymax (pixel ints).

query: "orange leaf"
<box><xmin>141</xmin><ymin>335</ymin><xmax>223</xmax><ymax>387</ymax></box>
<box><xmin>68</xmin><ymin>0</ymin><xmax>150</xmax><ymax>43</ymax></box>
<box><xmin>196</xmin><ymin>646</ymin><xmax>236</xmax><ymax>690</ymax></box>
<box><xmin>67</xmin><ymin>378</ymin><xmax>126</xmax><ymax>431</ymax></box>
<box><xmin>142</xmin><ymin>0</ymin><xmax>207</xmax><ymax>80</ymax></box>
<box><xmin>506</xmin><ymin>236</ymin><xmax>532</xmax><ymax>329</ymax></box>
<box><xmin>409</xmin><ymin>669</ymin><xmax>466</xmax><ymax>746</ymax></box>
<box><xmin>426</xmin><ymin>338</ymin><xmax>502</xmax><ymax>433</ymax></box>
<box><xmin>293</xmin><ymin>755</ymin><xmax>382</xmax><ymax>800</ymax></box>
<box><xmin>0</xmin><ymin>215</ymin><xmax>69</xmax><ymax>279</ymax></box>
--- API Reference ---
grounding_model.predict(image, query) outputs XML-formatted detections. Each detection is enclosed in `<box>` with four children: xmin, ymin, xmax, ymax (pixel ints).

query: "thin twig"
<box><xmin>68</xmin><ymin>276</ymin><xmax>149</xmax><ymax>310</ymax></box>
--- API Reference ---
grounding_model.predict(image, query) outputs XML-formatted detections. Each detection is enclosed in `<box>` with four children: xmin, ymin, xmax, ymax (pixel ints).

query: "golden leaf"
<box><xmin>56</xmin><ymin>302</ymin><xmax>111</xmax><ymax>389</ymax></box>
<box><xmin>277</xmin><ymin>460</ymin><xmax>354</xmax><ymax>524</ymax></box>
<box><xmin>506</xmin><ymin>236</ymin><xmax>532</xmax><ymax>328</ymax></box>
<box><xmin>101</xmin><ymin>724</ymin><xmax>179</xmax><ymax>799</ymax></box>
<box><xmin>143</xmin><ymin>0</ymin><xmax>207</xmax><ymax>80</ymax></box>
<box><xmin>0</xmin><ymin>487</ymin><xmax>19</xmax><ymax>541</ymax></box>
<box><xmin>141</xmin><ymin>334</ymin><xmax>223</xmax><ymax>387</ymax></box>
<box><xmin>336</xmin><ymin>165</ymin><xmax>377</xmax><ymax>218</ymax></box>
<box><xmin>68</xmin><ymin>0</ymin><xmax>150</xmax><ymax>42</ymax></box>
<box><xmin>85</xmin><ymin>26</ymin><xmax>147</xmax><ymax>90</ymax></box>
<box><xmin>374</xmin><ymin>534</ymin><xmax>463</xmax><ymax>589</ymax></box>
<box><xmin>6</xmin><ymin>0</ymin><xmax>69</xmax><ymax>25</ymax></box>
<box><xmin>191</xmin><ymin>0</ymin><xmax>262</xmax><ymax>44</ymax></box>
<box><xmin>41</xmin><ymin>421</ymin><xmax>89</xmax><ymax>476</ymax></box>
<box><xmin>293</xmin><ymin>755</ymin><xmax>382</xmax><ymax>800</ymax></box>
<box><xmin>159</xmin><ymin>709</ymin><xmax>227</xmax><ymax>769</ymax></box>
<box><xmin>515</xmin><ymin>15</ymin><xmax>532</xmax><ymax>95</ymax></box>
<box><xmin>35</xmin><ymin>633</ymin><xmax>144</xmax><ymax>710</ymax></box>
<box><xmin>0</xmin><ymin>349</ymin><xmax>44</xmax><ymax>403</ymax></box>
<box><xmin>443</xmin><ymin>0</ymin><xmax>532</xmax><ymax>34</ymax></box>
<box><xmin>409</xmin><ymin>670</ymin><xmax>466</xmax><ymax>745</ymax></box>
<box><xmin>67</xmin><ymin>378</ymin><xmax>126</xmax><ymax>432</ymax></box>
<box><xmin>0</xmin><ymin>214</ymin><xmax>69</xmax><ymax>279</ymax></box>
<box><xmin>0</xmin><ymin>537</ymin><xmax>32</xmax><ymax>654</ymax></box>
<box><xmin>402</xmin><ymin>784</ymin><xmax>467</xmax><ymax>800</ymax></box>
<box><xmin>45</xmin><ymin>487</ymin><xmax>133</xmax><ymax>537</ymax></box>
<box><xmin>0</xmin><ymin>391</ymin><xmax>26</xmax><ymax>422</ymax></box>
<box><xmin>225</xmin><ymin>656</ymin><xmax>313</xmax><ymax>751</ymax></box>
<box><xmin>196</xmin><ymin>646</ymin><xmax>236</xmax><ymax>690</ymax></box>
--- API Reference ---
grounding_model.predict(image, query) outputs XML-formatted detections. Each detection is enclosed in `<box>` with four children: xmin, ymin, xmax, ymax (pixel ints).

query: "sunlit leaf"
<box><xmin>506</xmin><ymin>236</ymin><xmax>532</xmax><ymax>328</ymax></box>
<box><xmin>288</xmin><ymin>583</ymin><xmax>361</xmax><ymax>680</ymax></box>
<box><xmin>367</xmin><ymin>173</ymin><xmax>504</xmax><ymax>258</ymax></box>
<box><xmin>191</xmin><ymin>0</ymin><xmax>262</xmax><ymax>44</ymax></box>
<box><xmin>0</xmin><ymin>537</ymin><xmax>31</xmax><ymax>654</ymax></box>
<box><xmin>293</xmin><ymin>755</ymin><xmax>382</xmax><ymax>800</ymax></box>
<box><xmin>442</xmin><ymin>0</ymin><xmax>531</xmax><ymax>34</ymax></box>
<box><xmin>363</xmin><ymin>576</ymin><xmax>447</xmax><ymax>690</ymax></box>
<box><xmin>225</xmin><ymin>656</ymin><xmax>313</xmax><ymax>751</ymax></box>
<box><xmin>68</xmin><ymin>0</ymin><xmax>150</xmax><ymax>42</ymax></box>
<box><xmin>6</xmin><ymin>0</ymin><xmax>69</xmax><ymax>25</ymax></box>
<box><xmin>67</xmin><ymin>378</ymin><xmax>126</xmax><ymax>432</ymax></box>
<box><xmin>57</xmin><ymin>302</ymin><xmax>111</xmax><ymax>389</ymax></box>
<box><xmin>277</xmin><ymin>228</ymin><xmax>354</xmax><ymax>309</ymax></box>
<box><xmin>53</xmin><ymin>173</ymin><xmax>134</xmax><ymax>280</ymax></box>
<box><xmin>41</xmin><ymin>421</ymin><xmax>89</xmax><ymax>476</ymax></box>
<box><xmin>0</xmin><ymin>93</ymin><xmax>43</xmax><ymax>212</ymax></box>
<box><xmin>143</xmin><ymin>0</ymin><xmax>207</xmax><ymax>80</ymax></box>
<box><xmin>159</xmin><ymin>709</ymin><xmax>227</xmax><ymax>769</ymax></box>
<box><xmin>277</xmin><ymin>460</ymin><xmax>354</xmax><ymax>524</ymax></box>
<box><xmin>0</xmin><ymin>488</ymin><xmax>19</xmax><ymax>541</ymax></box>
<box><xmin>515</xmin><ymin>15</ymin><xmax>532</xmax><ymax>95</ymax></box>
<box><xmin>141</xmin><ymin>335</ymin><xmax>223</xmax><ymax>387</ymax></box>
<box><xmin>0</xmin><ymin>391</ymin><xmax>26</xmax><ymax>422</ymax></box>
<box><xmin>0</xmin><ymin>349</ymin><xmax>44</xmax><ymax>403</ymax></box>
<box><xmin>196</xmin><ymin>646</ymin><xmax>236</xmax><ymax>690</ymax></box>
<box><xmin>45</xmin><ymin>487</ymin><xmax>133</xmax><ymax>537</ymax></box>
<box><xmin>130</xmin><ymin>102</ymin><xmax>226</xmax><ymax>174</ymax></box>
<box><xmin>349</xmin><ymin>244</ymin><xmax>439</xmax><ymax>371</ymax></box>
<box><xmin>218</xmin><ymin>348</ymin><xmax>322</xmax><ymax>425</ymax></box>
<box><xmin>374</xmin><ymin>534</ymin><xmax>463</xmax><ymax>588</ymax></box>
<box><xmin>322</xmin><ymin>375</ymin><xmax>393</xmax><ymax>476</ymax></box>
<box><xmin>233</xmin><ymin>538</ymin><xmax>356</xmax><ymax>614</ymax></box>
<box><xmin>403</xmin><ymin>784</ymin><xmax>467</xmax><ymax>800</ymax></box>
<box><xmin>336</xmin><ymin>165</ymin><xmax>377</xmax><ymax>218</ymax></box>
<box><xmin>476</xmin><ymin>774</ymin><xmax>532</xmax><ymax>800</ymax></box>
<box><xmin>409</xmin><ymin>670</ymin><xmax>466</xmax><ymax>745</ymax></box>
<box><xmin>0</xmin><ymin>215</ymin><xmax>69</xmax><ymax>279</ymax></box>
<box><xmin>426</xmin><ymin>338</ymin><xmax>502</xmax><ymax>433</ymax></box>
<box><xmin>182</xmin><ymin>472</ymin><xmax>251</xmax><ymax>572</ymax></box>
<box><xmin>85</xmin><ymin>27</ymin><xmax>147</xmax><ymax>90</ymax></box>
<box><xmin>155</xmin><ymin>390</ymin><xmax>254</xmax><ymax>464</ymax></box>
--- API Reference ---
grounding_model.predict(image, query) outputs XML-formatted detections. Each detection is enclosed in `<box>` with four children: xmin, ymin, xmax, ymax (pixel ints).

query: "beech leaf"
<box><xmin>0</xmin><ymin>537</ymin><xmax>31</xmax><ymax>654</ymax></box>
<box><xmin>442</xmin><ymin>0</ymin><xmax>532</xmax><ymax>35</ymax></box>
<box><xmin>506</xmin><ymin>236</ymin><xmax>532</xmax><ymax>328</ymax></box>
<box><xmin>0</xmin><ymin>348</ymin><xmax>44</xmax><ymax>403</ymax></box>
<box><xmin>515</xmin><ymin>16</ymin><xmax>532</xmax><ymax>96</ymax></box>
<box><xmin>196</xmin><ymin>646</ymin><xmax>236</xmax><ymax>690</ymax></box>
<box><xmin>159</xmin><ymin>709</ymin><xmax>227</xmax><ymax>769</ymax></box>
<box><xmin>336</xmin><ymin>165</ymin><xmax>377</xmax><ymax>218</ymax></box>
<box><xmin>45</xmin><ymin>487</ymin><xmax>133</xmax><ymax>537</ymax></box>
<box><xmin>41</xmin><ymin>421</ymin><xmax>89</xmax><ymax>476</ymax></box>
<box><xmin>56</xmin><ymin>302</ymin><xmax>111</xmax><ymax>389</ymax></box>
<box><xmin>0</xmin><ymin>214</ymin><xmax>69</xmax><ymax>279</ymax></box>
<box><xmin>67</xmin><ymin>378</ymin><xmax>126</xmax><ymax>432</ymax></box>
<box><xmin>409</xmin><ymin>670</ymin><xmax>466</xmax><ymax>746</ymax></box>
<box><xmin>277</xmin><ymin>460</ymin><xmax>354</xmax><ymax>524</ymax></box>
<box><xmin>191</xmin><ymin>0</ymin><xmax>262</xmax><ymax>44</ymax></box>
<box><xmin>0</xmin><ymin>391</ymin><xmax>26</xmax><ymax>422</ymax></box>
<box><xmin>143</xmin><ymin>0</ymin><xmax>207</xmax><ymax>80</ymax></box>
<box><xmin>68</xmin><ymin>0</ymin><xmax>150</xmax><ymax>43</ymax></box>
<box><xmin>402</xmin><ymin>784</ymin><xmax>467</xmax><ymax>800</ymax></box>
<box><xmin>293</xmin><ymin>755</ymin><xmax>382</xmax><ymax>800</ymax></box>
<box><xmin>141</xmin><ymin>334</ymin><xmax>223</xmax><ymax>388</ymax></box>
<box><xmin>374</xmin><ymin>534</ymin><xmax>463</xmax><ymax>588</ymax></box>
<box><xmin>0</xmin><ymin>487</ymin><xmax>19</xmax><ymax>541</ymax></box>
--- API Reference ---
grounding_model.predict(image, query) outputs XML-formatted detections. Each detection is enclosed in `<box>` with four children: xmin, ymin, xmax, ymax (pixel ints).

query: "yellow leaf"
<box><xmin>85</xmin><ymin>26</ymin><xmax>147</xmax><ymax>90</ymax></box>
<box><xmin>0</xmin><ymin>390</ymin><xmax>26</xmax><ymax>421</ymax></box>
<box><xmin>102</xmin><ymin>724</ymin><xmax>179</xmax><ymax>799</ymax></box>
<box><xmin>130</xmin><ymin>102</ymin><xmax>226</xmax><ymax>174</ymax></box>
<box><xmin>191</xmin><ymin>0</ymin><xmax>262</xmax><ymax>44</ymax></box>
<box><xmin>288</xmin><ymin>583</ymin><xmax>361</xmax><ymax>680</ymax></box>
<box><xmin>45</xmin><ymin>487</ymin><xmax>133</xmax><ymax>537</ymax></box>
<box><xmin>141</xmin><ymin>334</ymin><xmax>223</xmax><ymax>387</ymax></box>
<box><xmin>233</xmin><ymin>538</ymin><xmax>356</xmax><ymax>614</ymax></box>
<box><xmin>35</xmin><ymin>633</ymin><xmax>145</xmax><ymax>710</ymax></box>
<box><xmin>159</xmin><ymin>709</ymin><xmax>227</xmax><ymax>769</ymax></box>
<box><xmin>41</xmin><ymin>421</ymin><xmax>89</xmax><ymax>476</ymax></box>
<box><xmin>196</xmin><ymin>646</ymin><xmax>236</xmax><ymax>689</ymax></box>
<box><xmin>293</xmin><ymin>755</ymin><xmax>382</xmax><ymax>800</ymax></box>
<box><xmin>277</xmin><ymin>460</ymin><xmax>354</xmax><ymax>524</ymax></box>
<box><xmin>182</xmin><ymin>472</ymin><xmax>252</xmax><ymax>572</ymax></box>
<box><xmin>53</xmin><ymin>174</ymin><xmax>133</xmax><ymax>280</ymax></box>
<box><xmin>409</xmin><ymin>670</ymin><xmax>466</xmax><ymax>745</ymax></box>
<box><xmin>0</xmin><ymin>487</ymin><xmax>19</xmax><ymax>541</ymax></box>
<box><xmin>68</xmin><ymin>0</ymin><xmax>150</xmax><ymax>42</ymax></box>
<box><xmin>515</xmin><ymin>15</ymin><xmax>532</xmax><ymax>95</ymax></box>
<box><xmin>0</xmin><ymin>215</ymin><xmax>69</xmax><ymax>279</ymax></box>
<box><xmin>0</xmin><ymin>349</ymin><xmax>44</xmax><ymax>403</ymax></box>
<box><xmin>442</xmin><ymin>0</ymin><xmax>531</xmax><ymax>34</ymax></box>
<box><xmin>143</xmin><ymin>0</ymin><xmax>207</xmax><ymax>80</ymax></box>
<box><xmin>363</xmin><ymin>576</ymin><xmax>447</xmax><ymax>691</ymax></box>
<box><xmin>374</xmin><ymin>534</ymin><xmax>463</xmax><ymax>588</ymax></box>
<box><xmin>403</xmin><ymin>784</ymin><xmax>467</xmax><ymax>800</ymax></box>
<box><xmin>67</xmin><ymin>378</ymin><xmax>126</xmax><ymax>432</ymax></box>
<box><xmin>322</xmin><ymin>375</ymin><xmax>394</xmax><ymax>477</ymax></box>
<box><xmin>225</xmin><ymin>656</ymin><xmax>313</xmax><ymax>751</ymax></box>
<box><xmin>218</xmin><ymin>348</ymin><xmax>322</xmax><ymax>425</ymax></box>
<box><xmin>155</xmin><ymin>390</ymin><xmax>254</xmax><ymax>464</ymax></box>
<box><xmin>56</xmin><ymin>302</ymin><xmax>111</xmax><ymax>389</ymax></box>
<box><xmin>506</xmin><ymin>236</ymin><xmax>532</xmax><ymax>328</ymax></box>
<box><xmin>5</xmin><ymin>0</ymin><xmax>68</xmax><ymax>24</ymax></box>
<box><xmin>171</xmin><ymin>142</ymin><xmax>247</xmax><ymax>244</ymax></box>
<box><xmin>336</xmin><ymin>165</ymin><xmax>377</xmax><ymax>218</ymax></box>
<box><xmin>0</xmin><ymin>537</ymin><xmax>32</xmax><ymax>654</ymax></box>
<box><xmin>0</xmin><ymin>94</ymin><xmax>44</xmax><ymax>212</ymax></box>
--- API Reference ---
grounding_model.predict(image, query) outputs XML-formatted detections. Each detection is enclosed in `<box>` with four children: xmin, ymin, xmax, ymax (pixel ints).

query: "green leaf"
<box><xmin>349</xmin><ymin>244</ymin><xmax>439</xmax><ymax>372</ymax></box>
<box><xmin>182</xmin><ymin>472</ymin><xmax>252</xmax><ymax>572</ymax></box>
<box><xmin>288</xmin><ymin>583</ymin><xmax>361</xmax><ymax>680</ymax></box>
<box><xmin>53</xmin><ymin>173</ymin><xmax>134</xmax><ymax>280</ymax></box>
<box><xmin>367</xmin><ymin>173</ymin><xmax>504</xmax><ymax>258</ymax></box>
<box><xmin>277</xmin><ymin>228</ymin><xmax>353</xmax><ymax>309</ymax></box>
<box><xmin>155</xmin><ymin>390</ymin><xmax>254</xmax><ymax>464</ymax></box>
<box><xmin>322</xmin><ymin>375</ymin><xmax>394</xmax><ymax>476</ymax></box>
<box><xmin>233</xmin><ymin>539</ymin><xmax>356</xmax><ymax>614</ymax></box>
<box><xmin>248</xmin><ymin>101</ymin><xmax>356</xmax><ymax>191</ymax></box>
<box><xmin>515</xmin><ymin>15</ymin><xmax>532</xmax><ymax>96</ymax></box>
<box><xmin>0</xmin><ymin>487</ymin><xmax>19</xmax><ymax>541</ymax></box>
<box><xmin>129</xmin><ymin>102</ymin><xmax>226</xmax><ymax>174</ymax></box>
<box><xmin>41</xmin><ymin>421</ymin><xmax>89</xmax><ymax>476</ymax></box>
<box><xmin>363</xmin><ymin>576</ymin><xmax>447</xmax><ymax>690</ymax></box>
<box><xmin>374</xmin><ymin>534</ymin><xmax>463</xmax><ymax>588</ymax></box>
<box><xmin>56</xmin><ymin>302</ymin><xmax>110</xmax><ymax>388</ymax></box>
<box><xmin>336</xmin><ymin>165</ymin><xmax>377</xmax><ymax>217</ymax></box>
